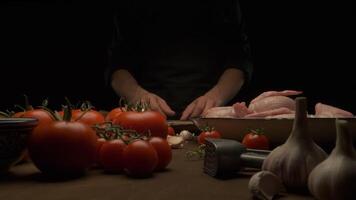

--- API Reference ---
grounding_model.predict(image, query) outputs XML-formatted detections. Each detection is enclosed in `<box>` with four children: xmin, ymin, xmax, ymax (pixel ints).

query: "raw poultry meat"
<box><xmin>248</xmin><ymin>96</ymin><xmax>297</xmax><ymax>113</ymax></box>
<box><xmin>202</xmin><ymin>90</ymin><xmax>354</xmax><ymax>118</ymax></box>
<box><xmin>245</xmin><ymin>90</ymin><xmax>302</xmax><ymax>117</ymax></box>
<box><xmin>204</xmin><ymin>90</ymin><xmax>301</xmax><ymax>118</ymax></box>
<box><xmin>203</xmin><ymin>106</ymin><xmax>236</xmax><ymax>118</ymax></box>
<box><xmin>245</xmin><ymin>107</ymin><xmax>295</xmax><ymax>118</ymax></box>
<box><xmin>250</xmin><ymin>90</ymin><xmax>303</xmax><ymax>105</ymax></box>
<box><xmin>315</xmin><ymin>103</ymin><xmax>354</xmax><ymax>118</ymax></box>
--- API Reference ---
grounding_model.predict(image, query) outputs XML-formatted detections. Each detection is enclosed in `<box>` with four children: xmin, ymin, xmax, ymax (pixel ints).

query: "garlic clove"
<box><xmin>179</xmin><ymin>130</ymin><xmax>193</xmax><ymax>141</ymax></box>
<box><xmin>248</xmin><ymin>171</ymin><xmax>286</xmax><ymax>200</ymax></box>
<box><xmin>167</xmin><ymin>135</ymin><xmax>184</xmax><ymax>149</ymax></box>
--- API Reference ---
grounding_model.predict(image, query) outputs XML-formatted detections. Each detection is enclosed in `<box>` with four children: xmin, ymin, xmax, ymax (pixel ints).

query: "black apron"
<box><xmin>110</xmin><ymin>1</ymin><xmax>250</xmax><ymax>118</ymax></box>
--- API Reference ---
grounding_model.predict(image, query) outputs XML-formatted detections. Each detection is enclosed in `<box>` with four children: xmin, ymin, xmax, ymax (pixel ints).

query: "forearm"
<box><xmin>206</xmin><ymin>68</ymin><xmax>245</xmax><ymax>105</ymax></box>
<box><xmin>111</xmin><ymin>69</ymin><xmax>146</xmax><ymax>102</ymax></box>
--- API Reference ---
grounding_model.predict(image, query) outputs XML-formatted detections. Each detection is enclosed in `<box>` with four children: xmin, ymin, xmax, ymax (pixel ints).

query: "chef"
<box><xmin>107</xmin><ymin>0</ymin><xmax>253</xmax><ymax>120</ymax></box>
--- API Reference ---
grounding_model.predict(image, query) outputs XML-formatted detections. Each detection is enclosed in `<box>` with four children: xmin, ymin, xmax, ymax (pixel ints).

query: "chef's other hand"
<box><xmin>180</xmin><ymin>89</ymin><xmax>222</xmax><ymax>120</ymax></box>
<box><xmin>134</xmin><ymin>88</ymin><xmax>176</xmax><ymax>117</ymax></box>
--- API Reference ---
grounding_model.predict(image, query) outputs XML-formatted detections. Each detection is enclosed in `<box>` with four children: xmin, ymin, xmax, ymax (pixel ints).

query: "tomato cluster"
<box><xmin>25</xmin><ymin>104</ymin><xmax>104</xmax><ymax>175</ymax></box>
<box><xmin>4</xmin><ymin>97</ymin><xmax>172</xmax><ymax>178</ymax></box>
<box><xmin>98</xmin><ymin>109</ymin><xmax>172</xmax><ymax>177</ymax></box>
<box><xmin>98</xmin><ymin>135</ymin><xmax>172</xmax><ymax>177</ymax></box>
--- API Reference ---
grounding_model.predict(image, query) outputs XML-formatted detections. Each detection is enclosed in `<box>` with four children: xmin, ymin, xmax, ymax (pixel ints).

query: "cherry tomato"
<box><xmin>113</xmin><ymin>111</ymin><xmax>168</xmax><ymax>138</ymax></box>
<box><xmin>94</xmin><ymin>138</ymin><xmax>106</xmax><ymax>167</ymax></box>
<box><xmin>197</xmin><ymin>130</ymin><xmax>221</xmax><ymax>145</ymax></box>
<box><xmin>72</xmin><ymin>110</ymin><xmax>105</xmax><ymax>126</ymax></box>
<box><xmin>242</xmin><ymin>130</ymin><xmax>269</xmax><ymax>150</ymax></box>
<box><xmin>148</xmin><ymin>137</ymin><xmax>172</xmax><ymax>171</ymax></box>
<box><xmin>123</xmin><ymin>140</ymin><xmax>158</xmax><ymax>177</ymax></box>
<box><xmin>105</xmin><ymin>107</ymin><xmax>125</xmax><ymax>122</ymax></box>
<box><xmin>28</xmin><ymin>121</ymin><xmax>98</xmax><ymax>175</ymax></box>
<box><xmin>58</xmin><ymin>109</ymin><xmax>81</xmax><ymax>118</ymax></box>
<box><xmin>12</xmin><ymin>111</ymin><xmax>25</xmax><ymax>118</ymax></box>
<box><xmin>99</xmin><ymin>139</ymin><xmax>126</xmax><ymax>173</ymax></box>
<box><xmin>167</xmin><ymin>126</ymin><xmax>175</xmax><ymax>136</ymax></box>
<box><xmin>17</xmin><ymin>109</ymin><xmax>55</xmax><ymax>162</ymax></box>
<box><xmin>58</xmin><ymin>109</ymin><xmax>104</xmax><ymax>126</ymax></box>
<box><xmin>22</xmin><ymin>109</ymin><xmax>54</xmax><ymax>126</ymax></box>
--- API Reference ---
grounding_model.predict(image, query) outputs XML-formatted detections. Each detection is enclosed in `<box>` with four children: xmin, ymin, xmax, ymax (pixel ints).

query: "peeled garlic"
<box><xmin>262</xmin><ymin>97</ymin><xmax>327</xmax><ymax>191</ymax></box>
<box><xmin>179</xmin><ymin>130</ymin><xmax>193</xmax><ymax>141</ymax></box>
<box><xmin>248</xmin><ymin>171</ymin><xmax>285</xmax><ymax>200</ymax></box>
<box><xmin>167</xmin><ymin>135</ymin><xmax>184</xmax><ymax>149</ymax></box>
<box><xmin>308</xmin><ymin>119</ymin><xmax>356</xmax><ymax>200</ymax></box>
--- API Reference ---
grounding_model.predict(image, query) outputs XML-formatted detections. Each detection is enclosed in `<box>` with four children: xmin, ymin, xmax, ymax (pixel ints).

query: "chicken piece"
<box><xmin>232</xmin><ymin>102</ymin><xmax>253</xmax><ymax>117</ymax></box>
<box><xmin>250</xmin><ymin>90</ymin><xmax>302</xmax><ymax>104</ymax></box>
<box><xmin>245</xmin><ymin>107</ymin><xmax>295</xmax><ymax>118</ymax></box>
<box><xmin>266</xmin><ymin>113</ymin><xmax>316</xmax><ymax>119</ymax></box>
<box><xmin>315</xmin><ymin>103</ymin><xmax>354</xmax><ymax>118</ymax></box>
<box><xmin>203</xmin><ymin>90</ymin><xmax>302</xmax><ymax>119</ymax></box>
<box><xmin>265</xmin><ymin>113</ymin><xmax>296</xmax><ymax>119</ymax></box>
<box><xmin>203</xmin><ymin>106</ymin><xmax>236</xmax><ymax>118</ymax></box>
<box><xmin>249</xmin><ymin>96</ymin><xmax>297</xmax><ymax>113</ymax></box>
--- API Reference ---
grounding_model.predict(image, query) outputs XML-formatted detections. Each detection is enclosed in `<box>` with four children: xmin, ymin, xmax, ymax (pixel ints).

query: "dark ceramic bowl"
<box><xmin>0</xmin><ymin>118</ymin><xmax>38</xmax><ymax>173</ymax></box>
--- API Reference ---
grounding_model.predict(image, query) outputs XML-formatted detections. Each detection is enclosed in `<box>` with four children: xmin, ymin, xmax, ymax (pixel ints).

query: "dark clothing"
<box><xmin>108</xmin><ymin>0</ymin><xmax>253</xmax><ymax>116</ymax></box>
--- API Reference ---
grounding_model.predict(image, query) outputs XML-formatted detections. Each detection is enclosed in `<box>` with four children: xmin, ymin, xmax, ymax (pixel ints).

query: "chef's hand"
<box><xmin>180</xmin><ymin>68</ymin><xmax>245</xmax><ymax>120</ymax></box>
<box><xmin>180</xmin><ymin>88</ymin><xmax>223</xmax><ymax>120</ymax></box>
<box><xmin>112</xmin><ymin>69</ymin><xmax>175</xmax><ymax>117</ymax></box>
<box><xmin>134</xmin><ymin>88</ymin><xmax>176</xmax><ymax>117</ymax></box>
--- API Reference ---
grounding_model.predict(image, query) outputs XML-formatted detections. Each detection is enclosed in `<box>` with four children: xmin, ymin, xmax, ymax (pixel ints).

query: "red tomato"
<box><xmin>94</xmin><ymin>138</ymin><xmax>106</xmax><ymax>167</ymax></box>
<box><xmin>242</xmin><ymin>131</ymin><xmax>269</xmax><ymax>150</ymax></box>
<box><xmin>58</xmin><ymin>109</ymin><xmax>81</xmax><ymax>118</ymax></box>
<box><xmin>148</xmin><ymin>137</ymin><xmax>172</xmax><ymax>171</ymax></box>
<box><xmin>22</xmin><ymin>109</ymin><xmax>54</xmax><ymax>125</ymax></box>
<box><xmin>72</xmin><ymin>110</ymin><xmax>105</xmax><ymax>126</ymax></box>
<box><xmin>105</xmin><ymin>107</ymin><xmax>125</xmax><ymax>122</ymax></box>
<box><xmin>113</xmin><ymin>111</ymin><xmax>168</xmax><ymax>138</ymax></box>
<box><xmin>28</xmin><ymin>121</ymin><xmax>98</xmax><ymax>175</ymax></box>
<box><xmin>123</xmin><ymin>140</ymin><xmax>158</xmax><ymax>177</ymax></box>
<box><xmin>99</xmin><ymin>139</ymin><xmax>126</xmax><ymax>173</ymax></box>
<box><xmin>197</xmin><ymin>130</ymin><xmax>221</xmax><ymax>145</ymax></box>
<box><xmin>167</xmin><ymin>126</ymin><xmax>175</xmax><ymax>136</ymax></box>
<box><xmin>12</xmin><ymin>111</ymin><xmax>25</xmax><ymax>118</ymax></box>
<box><xmin>16</xmin><ymin>109</ymin><xmax>54</xmax><ymax>162</ymax></box>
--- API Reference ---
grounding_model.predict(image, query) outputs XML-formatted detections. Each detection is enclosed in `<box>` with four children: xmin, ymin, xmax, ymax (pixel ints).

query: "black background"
<box><xmin>0</xmin><ymin>1</ymin><xmax>355</xmax><ymax>114</ymax></box>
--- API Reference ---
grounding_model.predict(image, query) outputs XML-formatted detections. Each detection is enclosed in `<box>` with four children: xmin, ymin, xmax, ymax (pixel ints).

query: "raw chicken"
<box><xmin>233</xmin><ymin>102</ymin><xmax>253</xmax><ymax>117</ymax></box>
<box><xmin>250</xmin><ymin>90</ymin><xmax>303</xmax><ymax>104</ymax></box>
<box><xmin>202</xmin><ymin>90</ymin><xmax>354</xmax><ymax>119</ymax></box>
<box><xmin>203</xmin><ymin>106</ymin><xmax>236</xmax><ymax>118</ymax></box>
<box><xmin>248</xmin><ymin>96</ymin><xmax>296</xmax><ymax>113</ymax></box>
<box><xmin>240</xmin><ymin>90</ymin><xmax>301</xmax><ymax>118</ymax></box>
<box><xmin>315</xmin><ymin>103</ymin><xmax>354</xmax><ymax>118</ymax></box>
<box><xmin>265</xmin><ymin>113</ymin><xmax>296</xmax><ymax>119</ymax></box>
<box><xmin>204</xmin><ymin>90</ymin><xmax>301</xmax><ymax>118</ymax></box>
<box><xmin>245</xmin><ymin>107</ymin><xmax>295</xmax><ymax>118</ymax></box>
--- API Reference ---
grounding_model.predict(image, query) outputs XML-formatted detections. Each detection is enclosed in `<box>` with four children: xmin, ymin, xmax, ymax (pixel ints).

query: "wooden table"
<box><xmin>0</xmin><ymin>142</ymin><xmax>313</xmax><ymax>200</ymax></box>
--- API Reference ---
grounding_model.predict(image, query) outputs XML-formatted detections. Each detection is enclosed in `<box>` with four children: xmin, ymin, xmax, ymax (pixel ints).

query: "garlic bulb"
<box><xmin>179</xmin><ymin>130</ymin><xmax>193</xmax><ymax>141</ymax></box>
<box><xmin>248</xmin><ymin>171</ymin><xmax>285</xmax><ymax>200</ymax></box>
<box><xmin>262</xmin><ymin>97</ymin><xmax>327</xmax><ymax>191</ymax></box>
<box><xmin>308</xmin><ymin>119</ymin><xmax>356</xmax><ymax>200</ymax></box>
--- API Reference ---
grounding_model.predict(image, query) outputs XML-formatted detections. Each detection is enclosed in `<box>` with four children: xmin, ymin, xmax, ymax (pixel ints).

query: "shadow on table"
<box><xmin>0</xmin><ymin>170</ymin><xmax>87</xmax><ymax>183</ymax></box>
